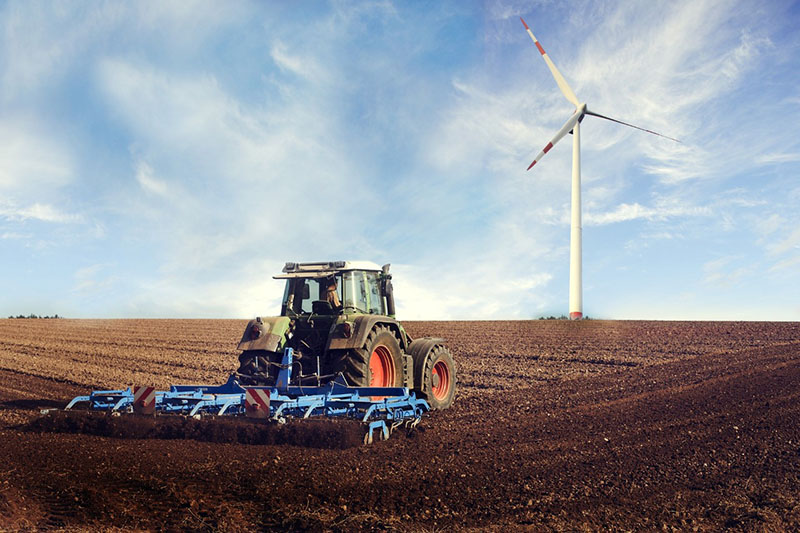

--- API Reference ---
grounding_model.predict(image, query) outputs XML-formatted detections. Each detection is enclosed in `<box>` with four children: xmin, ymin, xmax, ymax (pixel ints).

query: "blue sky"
<box><xmin>2</xmin><ymin>0</ymin><xmax>799</xmax><ymax>320</ymax></box>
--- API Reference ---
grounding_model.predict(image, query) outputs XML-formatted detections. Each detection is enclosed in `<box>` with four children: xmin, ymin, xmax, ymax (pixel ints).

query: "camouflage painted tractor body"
<box><xmin>236</xmin><ymin>261</ymin><xmax>456</xmax><ymax>409</ymax></box>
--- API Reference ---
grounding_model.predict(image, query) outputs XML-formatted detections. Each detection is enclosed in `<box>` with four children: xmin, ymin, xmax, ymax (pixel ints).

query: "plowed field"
<box><xmin>1</xmin><ymin>319</ymin><xmax>799</xmax><ymax>531</ymax></box>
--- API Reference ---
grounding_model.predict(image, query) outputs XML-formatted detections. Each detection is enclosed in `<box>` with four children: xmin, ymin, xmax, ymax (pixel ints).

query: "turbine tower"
<box><xmin>520</xmin><ymin>17</ymin><xmax>678</xmax><ymax>320</ymax></box>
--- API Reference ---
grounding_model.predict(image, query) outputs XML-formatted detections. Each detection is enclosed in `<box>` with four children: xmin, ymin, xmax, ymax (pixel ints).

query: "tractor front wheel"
<box><xmin>416</xmin><ymin>346</ymin><xmax>456</xmax><ymax>410</ymax></box>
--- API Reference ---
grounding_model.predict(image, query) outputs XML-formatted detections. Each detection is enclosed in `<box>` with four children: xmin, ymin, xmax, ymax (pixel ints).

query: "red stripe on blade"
<box><xmin>535</xmin><ymin>42</ymin><xmax>546</xmax><ymax>55</ymax></box>
<box><xmin>543</xmin><ymin>142</ymin><xmax>553</xmax><ymax>153</ymax></box>
<box><xmin>527</xmin><ymin>160</ymin><xmax>536</xmax><ymax>170</ymax></box>
<box><xmin>520</xmin><ymin>17</ymin><xmax>529</xmax><ymax>30</ymax></box>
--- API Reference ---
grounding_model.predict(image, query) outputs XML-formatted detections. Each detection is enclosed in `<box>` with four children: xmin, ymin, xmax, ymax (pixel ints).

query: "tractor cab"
<box><xmin>276</xmin><ymin>261</ymin><xmax>395</xmax><ymax>318</ymax></box>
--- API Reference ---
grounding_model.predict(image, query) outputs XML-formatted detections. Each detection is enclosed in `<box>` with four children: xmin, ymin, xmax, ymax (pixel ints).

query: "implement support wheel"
<box><xmin>417</xmin><ymin>346</ymin><xmax>456</xmax><ymax>410</ymax></box>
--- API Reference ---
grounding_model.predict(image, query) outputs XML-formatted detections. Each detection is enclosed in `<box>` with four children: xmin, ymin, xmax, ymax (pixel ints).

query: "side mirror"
<box><xmin>381</xmin><ymin>263</ymin><xmax>391</xmax><ymax>275</ymax></box>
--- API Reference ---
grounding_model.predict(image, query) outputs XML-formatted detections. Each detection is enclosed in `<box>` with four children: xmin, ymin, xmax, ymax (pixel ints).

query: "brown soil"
<box><xmin>1</xmin><ymin>319</ymin><xmax>799</xmax><ymax>531</ymax></box>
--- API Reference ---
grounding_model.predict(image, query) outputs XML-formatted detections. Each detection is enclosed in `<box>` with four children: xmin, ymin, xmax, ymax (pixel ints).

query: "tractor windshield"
<box><xmin>280</xmin><ymin>270</ymin><xmax>385</xmax><ymax>316</ymax></box>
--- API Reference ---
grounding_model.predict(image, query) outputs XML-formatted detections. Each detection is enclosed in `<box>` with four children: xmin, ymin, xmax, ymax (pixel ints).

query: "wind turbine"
<box><xmin>520</xmin><ymin>17</ymin><xmax>678</xmax><ymax>320</ymax></box>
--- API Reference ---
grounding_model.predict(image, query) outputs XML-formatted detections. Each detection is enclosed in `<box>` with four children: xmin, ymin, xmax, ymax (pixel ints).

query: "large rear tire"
<box><xmin>415</xmin><ymin>345</ymin><xmax>456</xmax><ymax>410</ymax></box>
<box><xmin>330</xmin><ymin>326</ymin><xmax>404</xmax><ymax>387</ymax></box>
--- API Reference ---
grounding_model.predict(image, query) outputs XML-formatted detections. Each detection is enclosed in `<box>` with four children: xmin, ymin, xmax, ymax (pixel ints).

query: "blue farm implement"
<box><xmin>65</xmin><ymin>348</ymin><xmax>429</xmax><ymax>444</ymax></box>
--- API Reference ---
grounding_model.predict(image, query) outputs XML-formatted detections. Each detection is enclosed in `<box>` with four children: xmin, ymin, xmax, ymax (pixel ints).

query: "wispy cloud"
<box><xmin>768</xmin><ymin>255</ymin><xmax>800</xmax><ymax>273</ymax></box>
<box><xmin>768</xmin><ymin>226</ymin><xmax>800</xmax><ymax>257</ymax></box>
<box><xmin>72</xmin><ymin>263</ymin><xmax>117</xmax><ymax>294</ymax></box>
<box><xmin>756</xmin><ymin>152</ymin><xmax>800</xmax><ymax>164</ymax></box>
<box><xmin>0</xmin><ymin>120</ymin><xmax>73</xmax><ymax>192</ymax></box>
<box><xmin>134</xmin><ymin>160</ymin><xmax>169</xmax><ymax>197</ymax></box>
<box><xmin>702</xmin><ymin>255</ymin><xmax>751</xmax><ymax>287</ymax></box>
<box><xmin>585</xmin><ymin>202</ymin><xmax>711</xmax><ymax>225</ymax></box>
<box><xmin>1</xmin><ymin>231</ymin><xmax>30</xmax><ymax>240</ymax></box>
<box><xmin>0</xmin><ymin>201</ymin><xmax>83</xmax><ymax>223</ymax></box>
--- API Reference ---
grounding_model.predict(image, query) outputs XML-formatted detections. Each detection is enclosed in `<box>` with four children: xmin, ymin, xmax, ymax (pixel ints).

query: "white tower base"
<box><xmin>569</xmin><ymin>121</ymin><xmax>583</xmax><ymax>320</ymax></box>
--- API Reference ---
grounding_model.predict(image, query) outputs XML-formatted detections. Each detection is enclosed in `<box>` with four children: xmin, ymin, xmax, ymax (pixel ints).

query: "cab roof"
<box><xmin>274</xmin><ymin>261</ymin><xmax>384</xmax><ymax>279</ymax></box>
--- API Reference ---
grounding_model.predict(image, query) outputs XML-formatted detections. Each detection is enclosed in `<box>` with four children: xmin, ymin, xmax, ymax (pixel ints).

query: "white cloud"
<box><xmin>393</xmin><ymin>261</ymin><xmax>552</xmax><ymax>320</ymax></box>
<box><xmin>0</xmin><ymin>120</ymin><xmax>73</xmax><ymax>191</ymax></box>
<box><xmin>72</xmin><ymin>263</ymin><xmax>117</xmax><ymax>294</ymax></box>
<box><xmin>1</xmin><ymin>1</ymin><xmax>247</xmax><ymax>100</ymax></box>
<box><xmin>756</xmin><ymin>152</ymin><xmax>800</xmax><ymax>164</ymax></box>
<box><xmin>0</xmin><ymin>118</ymin><xmax>83</xmax><ymax>226</ymax></box>
<box><xmin>768</xmin><ymin>226</ymin><xmax>800</xmax><ymax>256</ymax></box>
<box><xmin>585</xmin><ymin>202</ymin><xmax>711</xmax><ymax>225</ymax></box>
<box><xmin>753</xmin><ymin>213</ymin><xmax>782</xmax><ymax>238</ymax></box>
<box><xmin>129</xmin><ymin>262</ymin><xmax>286</xmax><ymax>318</ymax></box>
<box><xmin>768</xmin><ymin>255</ymin><xmax>800</xmax><ymax>273</ymax></box>
<box><xmin>0</xmin><ymin>201</ymin><xmax>83</xmax><ymax>223</ymax></box>
<box><xmin>1</xmin><ymin>231</ymin><xmax>30</xmax><ymax>239</ymax></box>
<box><xmin>269</xmin><ymin>41</ymin><xmax>329</xmax><ymax>82</ymax></box>
<box><xmin>702</xmin><ymin>256</ymin><xmax>751</xmax><ymax>286</ymax></box>
<box><xmin>135</xmin><ymin>160</ymin><xmax>169</xmax><ymax>197</ymax></box>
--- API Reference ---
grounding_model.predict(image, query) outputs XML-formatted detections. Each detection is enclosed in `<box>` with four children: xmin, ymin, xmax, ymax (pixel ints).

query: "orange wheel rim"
<box><xmin>369</xmin><ymin>345</ymin><xmax>395</xmax><ymax>387</ymax></box>
<box><xmin>431</xmin><ymin>360</ymin><xmax>451</xmax><ymax>400</ymax></box>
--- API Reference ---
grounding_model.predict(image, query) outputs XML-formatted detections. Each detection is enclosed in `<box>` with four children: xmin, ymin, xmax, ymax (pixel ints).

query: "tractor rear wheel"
<box><xmin>330</xmin><ymin>326</ymin><xmax>404</xmax><ymax>387</ymax></box>
<box><xmin>416</xmin><ymin>345</ymin><xmax>456</xmax><ymax>410</ymax></box>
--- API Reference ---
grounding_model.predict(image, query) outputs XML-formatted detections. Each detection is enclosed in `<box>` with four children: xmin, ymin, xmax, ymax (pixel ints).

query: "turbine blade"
<box><xmin>584</xmin><ymin>109</ymin><xmax>681</xmax><ymax>143</ymax></box>
<box><xmin>527</xmin><ymin>111</ymin><xmax>583</xmax><ymax>170</ymax></box>
<box><xmin>520</xmin><ymin>17</ymin><xmax>580</xmax><ymax>108</ymax></box>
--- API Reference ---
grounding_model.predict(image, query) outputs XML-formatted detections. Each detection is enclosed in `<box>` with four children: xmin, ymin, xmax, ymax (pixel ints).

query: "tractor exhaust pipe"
<box><xmin>381</xmin><ymin>264</ymin><xmax>396</xmax><ymax>317</ymax></box>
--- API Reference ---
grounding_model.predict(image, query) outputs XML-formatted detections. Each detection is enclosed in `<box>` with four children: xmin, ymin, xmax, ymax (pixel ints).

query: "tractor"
<box><xmin>235</xmin><ymin>261</ymin><xmax>456</xmax><ymax>409</ymax></box>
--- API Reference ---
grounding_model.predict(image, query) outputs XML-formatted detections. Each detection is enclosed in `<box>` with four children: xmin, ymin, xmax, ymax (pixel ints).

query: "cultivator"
<box><xmin>65</xmin><ymin>348</ymin><xmax>429</xmax><ymax>444</ymax></box>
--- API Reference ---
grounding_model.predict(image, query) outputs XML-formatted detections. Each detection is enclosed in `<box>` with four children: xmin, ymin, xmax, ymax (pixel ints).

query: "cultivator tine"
<box><xmin>364</xmin><ymin>421</ymin><xmax>390</xmax><ymax>445</ymax></box>
<box><xmin>404</xmin><ymin>417</ymin><xmax>421</xmax><ymax>435</ymax></box>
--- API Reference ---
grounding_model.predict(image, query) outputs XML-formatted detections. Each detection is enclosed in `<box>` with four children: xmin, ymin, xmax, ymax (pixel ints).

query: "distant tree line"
<box><xmin>538</xmin><ymin>315</ymin><xmax>592</xmax><ymax>320</ymax></box>
<box><xmin>7</xmin><ymin>314</ymin><xmax>63</xmax><ymax>319</ymax></box>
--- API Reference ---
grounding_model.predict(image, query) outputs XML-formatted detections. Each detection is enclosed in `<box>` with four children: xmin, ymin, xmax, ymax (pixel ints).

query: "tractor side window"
<box><xmin>342</xmin><ymin>271</ymin><xmax>354</xmax><ymax>310</ymax></box>
<box><xmin>299</xmin><ymin>280</ymin><xmax>313</xmax><ymax>314</ymax></box>
<box><xmin>341</xmin><ymin>271</ymin><xmax>368</xmax><ymax>313</ymax></box>
<box><xmin>341</xmin><ymin>271</ymin><xmax>365</xmax><ymax>313</ymax></box>
<box><xmin>280</xmin><ymin>280</ymin><xmax>291</xmax><ymax>315</ymax></box>
<box><xmin>355</xmin><ymin>272</ymin><xmax>369</xmax><ymax>313</ymax></box>
<box><xmin>365</xmin><ymin>272</ymin><xmax>383</xmax><ymax>314</ymax></box>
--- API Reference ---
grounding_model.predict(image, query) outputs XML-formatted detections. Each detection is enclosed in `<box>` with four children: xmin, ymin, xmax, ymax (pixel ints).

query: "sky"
<box><xmin>1</xmin><ymin>0</ymin><xmax>799</xmax><ymax>321</ymax></box>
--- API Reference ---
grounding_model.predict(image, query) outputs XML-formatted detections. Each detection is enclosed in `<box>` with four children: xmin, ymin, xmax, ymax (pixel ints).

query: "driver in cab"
<box><xmin>325</xmin><ymin>276</ymin><xmax>342</xmax><ymax>310</ymax></box>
